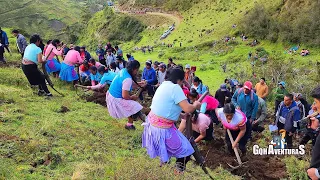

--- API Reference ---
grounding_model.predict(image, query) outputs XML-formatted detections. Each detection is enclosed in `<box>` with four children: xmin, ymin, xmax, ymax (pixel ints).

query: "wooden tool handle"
<box><xmin>198</xmin><ymin>91</ymin><xmax>209</xmax><ymax>102</ymax></box>
<box><xmin>135</xmin><ymin>88</ymin><xmax>144</xmax><ymax>96</ymax></box>
<box><xmin>227</xmin><ymin>129</ymin><xmax>242</xmax><ymax>164</ymax></box>
<box><xmin>186</xmin><ymin>113</ymin><xmax>192</xmax><ymax>139</ymax></box>
<box><xmin>74</xmin><ymin>84</ymin><xmax>87</xmax><ymax>89</ymax></box>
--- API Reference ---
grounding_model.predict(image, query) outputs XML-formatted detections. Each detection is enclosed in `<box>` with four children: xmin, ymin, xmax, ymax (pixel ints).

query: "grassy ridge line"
<box><xmin>0</xmin><ymin>66</ymin><xmax>239</xmax><ymax>179</ymax></box>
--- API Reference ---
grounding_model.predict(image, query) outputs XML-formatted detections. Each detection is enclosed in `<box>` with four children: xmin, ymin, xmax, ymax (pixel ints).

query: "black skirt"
<box><xmin>22</xmin><ymin>64</ymin><xmax>45</xmax><ymax>85</ymax></box>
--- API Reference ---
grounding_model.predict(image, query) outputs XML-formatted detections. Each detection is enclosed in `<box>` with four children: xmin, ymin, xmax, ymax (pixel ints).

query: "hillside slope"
<box><xmin>0</xmin><ymin>0</ymin><xmax>108</xmax><ymax>42</ymax></box>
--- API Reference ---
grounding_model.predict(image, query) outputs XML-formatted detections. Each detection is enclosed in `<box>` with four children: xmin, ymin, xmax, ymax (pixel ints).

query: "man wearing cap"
<box><xmin>274</xmin><ymin>81</ymin><xmax>289</xmax><ymax>116</ymax></box>
<box><xmin>106</xmin><ymin>49</ymin><xmax>116</xmax><ymax>67</ymax></box>
<box><xmin>140</xmin><ymin>60</ymin><xmax>157</xmax><ymax>100</ymax></box>
<box><xmin>232</xmin><ymin>81</ymin><xmax>259</xmax><ymax>139</ymax></box>
<box><xmin>255</xmin><ymin>78</ymin><xmax>269</xmax><ymax>100</ymax></box>
<box><xmin>215</xmin><ymin>84</ymin><xmax>232</xmax><ymax>107</ymax></box>
<box><xmin>184</xmin><ymin>64</ymin><xmax>194</xmax><ymax>85</ymax></box>
<box><xmin>115</xmin><ymin>56</ymin><xmax>127</xmax><ymax>70</ymax></box>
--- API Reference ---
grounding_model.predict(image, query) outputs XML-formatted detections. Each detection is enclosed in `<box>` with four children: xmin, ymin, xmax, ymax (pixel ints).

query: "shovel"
<box><xmin>226</xmin><ymin>129</ymin><xmax>247</xmax><ymax>170</ymax></box>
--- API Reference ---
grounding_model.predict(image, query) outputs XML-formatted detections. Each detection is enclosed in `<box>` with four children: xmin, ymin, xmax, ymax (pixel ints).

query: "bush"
<box><xmin>199</xmin><ymin>64</ymin><xmax>207</xmax><ymax>71</ymax></box>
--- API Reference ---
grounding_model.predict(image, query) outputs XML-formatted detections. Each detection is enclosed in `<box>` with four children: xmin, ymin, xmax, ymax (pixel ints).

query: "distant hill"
<box><xmin>0</xmin><ymin>0</ymin><xmax>108</xmax><ymax>42</ymax></box>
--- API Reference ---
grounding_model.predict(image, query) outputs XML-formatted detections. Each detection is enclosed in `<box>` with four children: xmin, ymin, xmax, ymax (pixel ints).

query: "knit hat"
<box><xmin>146</xmin><ymin>60</ymin><xmax>152</xmax><ymax>66</ymax></box>
<box><xmin>185</xmin><ymin>64</ymin><xmax>191</xmax><ymax>69</ymax></box>
<box><xmin>243</xmin><ymin>81</ymin><xmax>253</xmax><ymax>90</ymax></box>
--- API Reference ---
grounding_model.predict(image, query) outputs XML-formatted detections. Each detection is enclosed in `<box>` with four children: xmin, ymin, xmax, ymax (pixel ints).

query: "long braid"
<box><xmin>127</xmin><ymin>60</ymin><xmax>143</xmax><ymax>88</ymax></box>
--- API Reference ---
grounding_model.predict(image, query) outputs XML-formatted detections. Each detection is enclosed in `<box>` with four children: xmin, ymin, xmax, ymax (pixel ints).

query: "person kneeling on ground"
<box><xmin>217</xmin><ymin>103</ymin><xmax>249</xmax><ymax>156</ymax></box>
<box><xmin>142</xmin><ymin>67</ymin><xmax>201</xmax><ymax>174</ymax></box>
<box><xmin>86</xmin><ymin>66</ymin><xmax>116</xmax><ymax>91</ymax></box>
<box><xmin>300</xmin><ymin>102</ymin><xmax>320</xmax><ymax>146</ymax></box>
<box><xmin>179</xmin><ymin>110</ymin><xmax>214</xmax><ymax>143</ymax></box>
<box><xmin>22</xmin><ymin>34</ymin><xmax>52</xmax><ymax>97</ymax></box>
<box><xmin>79</xmin><ymin>61</ymin><xmax>91</xmax><ymax>84</ymax></box>
<box><xmin>106</xmin><ymin>60</ymin><xmax>147</xmax><ymax>130</ymax></box>
<box><xmin>89</xmin><ymin>66</ymin><xmax>102</xmax><ymax>86</ymax></box>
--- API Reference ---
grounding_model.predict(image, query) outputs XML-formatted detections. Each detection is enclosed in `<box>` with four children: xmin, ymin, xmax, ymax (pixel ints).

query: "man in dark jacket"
<box><xmin>275</xmin><ymin>94</ymin><xmax>301</xmax><ymax>148</ymax></box>
<box><xmin>12</xmin><ymin>29</ymin><xmax>27</xmax><ymax>57</ymax></box>
<box><xmin>0</xmin><ymin>27</ymin><xmax>10</xmax><ymax>54</ymax></box>
<box><xmin>215</xmin><ymin>83</ymin><xmax>231</xmax><ymax>107</ymax></box>
<box><xmin>139</xmin><ymin>60</ymin><xmax>157</xmax><ymax>100</ymax></box>
<box><xmin>307</xmin><ymin>86</ymin><xmax>320</xmax><ymax>180</ymax></box>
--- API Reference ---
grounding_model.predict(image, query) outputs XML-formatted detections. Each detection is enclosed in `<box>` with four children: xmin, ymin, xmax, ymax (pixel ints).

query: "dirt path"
<box><xmin>116</xmin><ymin>7</ymin><xmax>183</xmax><ymax>29</ymax></box>
<box><xmin>145</xmin><ymin>12</ymin><xmax>182</xmax><ymax>28</ymax></box>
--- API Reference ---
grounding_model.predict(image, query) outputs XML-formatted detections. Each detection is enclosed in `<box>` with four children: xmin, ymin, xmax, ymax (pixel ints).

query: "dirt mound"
<box><xmin>57</xmin><ymin>106</ymin><xmax>70</xmax><ymax>113</ymax></box>
<box><xmin>85</xmin><ymin>92</ymin><xmax>107</xmax><ymax>106</ymax></box>
<box><xmin>200</xmin><ymin>127</ymin><xmax>287</xmax><ymax>180</ymax></box>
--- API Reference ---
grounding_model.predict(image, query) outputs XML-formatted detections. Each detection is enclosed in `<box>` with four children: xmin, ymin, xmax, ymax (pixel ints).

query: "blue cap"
<box><xmin>278</xmin><ymin>81</ymin><xmax>286</xmax><ymax>87</ymax></box>
<box><xmin>220</xmin><ymin>84</ymin><xmax>227</xmax><ymax>91</ymax></box>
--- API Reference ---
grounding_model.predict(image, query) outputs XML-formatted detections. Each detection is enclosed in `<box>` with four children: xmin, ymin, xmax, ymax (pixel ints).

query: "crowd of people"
<box><xmin>2</xmin><ymin>28</ymin><xmax>320</xmax><ymax>179</ymax></box>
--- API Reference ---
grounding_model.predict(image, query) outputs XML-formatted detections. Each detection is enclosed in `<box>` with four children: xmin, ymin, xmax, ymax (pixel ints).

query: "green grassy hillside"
<box><xmin>115</xmin><ymin>0</ymin><xmax>319</xmax><ymax>98</ymax></box>
<box><xmin>0</xmin><ymin>0</ymin><xmax>109</xmax><ymax>42</ymax></box>
<box><xmin>0</xmin><ymin>62</ymin><xmax>239</xmax><ymax>179</ymax></box>
<box><xmin>78</xmin><ymin>7</ymin><xmax>146</xmax><ymax>50</ymax></box>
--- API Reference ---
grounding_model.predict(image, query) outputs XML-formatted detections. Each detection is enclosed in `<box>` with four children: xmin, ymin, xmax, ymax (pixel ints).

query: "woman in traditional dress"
<box><xmin>21</xmin><ymin>34</ymin><xmax>52</xmax><ymax>97</ymax></box>
<box><xmin>217</xmin><ymin>103</ymin><xmax>248</xmax><ymax>156</ymax></box>
<box><xmin>44</xmin><ymin>39</ymin><xmax>63</xmax><ymax>76</ymax></box>
<box><xmin>59</xmin><ymin>46</ymin><xmax>83</xmax><ymax>83</ymax></box>
<box><xmin>142</xmin><ymin>67</ymin><xmax>201</xmax><ymax>174</ymax></box>
<box><xmin>106</xmin><ymin>60</ymin><xmax>146</xmax><ymax>130</ymax></box>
